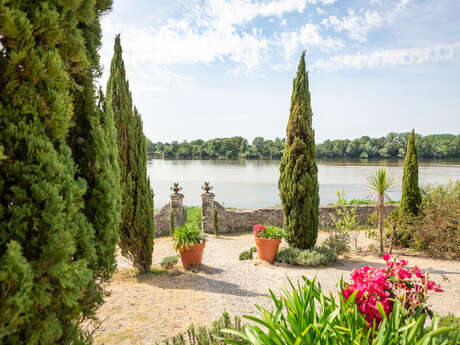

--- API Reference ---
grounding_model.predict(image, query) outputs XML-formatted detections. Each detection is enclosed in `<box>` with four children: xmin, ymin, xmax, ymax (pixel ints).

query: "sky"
<box><xmin>99</xmin><ymin>0</ymin><xmax>460</xmax><ymax>144</ymax></box>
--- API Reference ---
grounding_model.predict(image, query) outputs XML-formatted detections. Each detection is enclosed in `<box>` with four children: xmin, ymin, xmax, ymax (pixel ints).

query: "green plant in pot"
<box><xmin>173</xmin><ymin>223</ymin><xmax>206</xmax><ymax>269</ymax></box>
<box><xmin>253</xmin><ymin>224</ymin><xmax>285</xmax><ymax>264</ymax></box>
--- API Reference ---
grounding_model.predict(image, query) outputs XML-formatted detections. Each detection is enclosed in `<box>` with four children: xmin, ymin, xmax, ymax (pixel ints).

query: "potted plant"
<box><xmin>253</xmin><ymin>224</ymin><xmax>285</xmax><ymax>264</ymax></box>
<box><xmin>173</xmin><ymin>223</ymin><xmax>206</xmax><ymax>269</ymax></box>
<box><xmin>170</xmin><ymin>182</ymin><xmax>183</xmax><ymax>194</ymax></box>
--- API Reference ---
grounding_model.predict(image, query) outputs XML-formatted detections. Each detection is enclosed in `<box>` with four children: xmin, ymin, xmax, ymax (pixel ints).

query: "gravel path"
<box><xmin>95</xmin><ymin>233</ymin><xmax>460</xmax><ymax>345</ymax></box>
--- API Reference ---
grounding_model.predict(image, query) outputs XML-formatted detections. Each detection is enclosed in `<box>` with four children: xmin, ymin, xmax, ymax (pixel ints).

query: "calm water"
<box><xmin>147</xmin><ymin>159</ymin><xmax>460</xmax><ymax>209</ymax></box>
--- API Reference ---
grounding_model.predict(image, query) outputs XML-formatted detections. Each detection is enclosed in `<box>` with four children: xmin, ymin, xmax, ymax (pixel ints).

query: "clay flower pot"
<box><xmin>254</xmin><ymin>237</ymin><xmax>281</xmax><ymax>264</ymax></box>
<box><xmin>179</xmin><ymin>240</ymin><xmax>206</xmax><ymax>269</ymax></box>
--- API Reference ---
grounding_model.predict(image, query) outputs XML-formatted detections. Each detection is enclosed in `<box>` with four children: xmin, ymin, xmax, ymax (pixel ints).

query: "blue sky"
<box><xmin>99</xmin><ymin>0</ymin><xmax>460</xmax><ymax>143</ymax></box>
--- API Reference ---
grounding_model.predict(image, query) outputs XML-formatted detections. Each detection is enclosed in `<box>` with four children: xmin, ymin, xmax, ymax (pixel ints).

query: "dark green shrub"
<box><xmin>161</xmin><ymin>256</ymin><xmax>179</xmax><ymax>269</ymax></box>
<box><xmin>276</xmin><ymin>246</ymin><xmax>336</xmax><ymax>267</ymax></box>
<box><xmin>400</xmin><ymin>130</ymin><xmax>422</xmax><ymax>217</ymax></box>
<box><xmin>239</xmin><ymin>247</ymin><xmax>257</xmax><ymax>261</ymax></box>
<box><xmin>158</xmin><ymin>312</ymin><xmax>248</xmax><ymax>345</ymax></box>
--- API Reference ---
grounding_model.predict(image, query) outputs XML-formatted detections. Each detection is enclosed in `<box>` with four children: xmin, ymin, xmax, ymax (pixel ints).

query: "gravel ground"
<box><xmin>94</xmin><ymin>233</ymin><xmax>460</xmax><ymax>345</ymax></box>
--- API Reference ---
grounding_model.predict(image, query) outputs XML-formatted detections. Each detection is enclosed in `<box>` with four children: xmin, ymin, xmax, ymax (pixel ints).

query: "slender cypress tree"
<box><xmin>107</xmin><ymin>35</ymin><xmax>154</xmax><ymax>274</ymax></box>
<box><xmin>0</xmin><ymin>1</ymin><xmax>96</xmax><ymax>343</ymax></box>
<box><xmin>278</xmin><ymin>51</ymin><xmax>319</xmax><ymax>250</ymax></box>
<box><xmin>400</xmin><ymin>130</ymin><xmax>422</xmax><ymax>216</ymax></box>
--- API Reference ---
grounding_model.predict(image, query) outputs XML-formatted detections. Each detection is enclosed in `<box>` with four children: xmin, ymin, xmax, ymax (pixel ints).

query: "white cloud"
<box><xmin>313</xmin><ymin>42</ymin><xmax>460</xmax><ymax>70</ymax></box>
<box><xmin>316</xmin><ymin>7</ymin><xmax>325</xmax><ymax>15</ymax></box>
<box><xmin>322</xmin><ymin>0</ymin><xmax>410</xmax><ymax>42</ymax></box>
<box><xmin>277</xmin><ymin>23</ymin><xmax>344</xmax><ymax>59</ymax></box>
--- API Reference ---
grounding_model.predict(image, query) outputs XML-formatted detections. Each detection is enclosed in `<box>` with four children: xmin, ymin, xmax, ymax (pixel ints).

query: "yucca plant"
<box><xmin>367</xmin><ymin>168</ymin><xmax>397</xmax><ymax>253</ymax></box>
<box><xmin>173</xmin><ymin>223</ymin><xmax>204</xmax><ymax>252</ymax></box>
<box><xmin>222</xmin><ymin>277</ymin><xmax>459</xmax><ymax>345</ymax></box>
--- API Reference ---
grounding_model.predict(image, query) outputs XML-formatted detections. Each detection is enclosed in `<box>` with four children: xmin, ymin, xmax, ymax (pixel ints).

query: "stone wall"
<box><xmin>202</xmin><ymin>192</ymin><xmax>397</xmax><ymax>234</ymax></box>
<box><xmin>154</xmin><ymin>191</ymin><xmax>398</xmax><ymax>236</ymax></box>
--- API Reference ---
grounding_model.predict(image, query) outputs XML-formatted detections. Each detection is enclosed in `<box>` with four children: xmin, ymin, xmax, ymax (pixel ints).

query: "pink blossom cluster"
<box><xmin>342</xmin><ymin>254</ymin><xmax>443</xmax><ymax>326</ymax></box>
<box><xmin>253</xmin><ymin>224</ymin><xmax>266</xmax><ymax>237</ymax></box>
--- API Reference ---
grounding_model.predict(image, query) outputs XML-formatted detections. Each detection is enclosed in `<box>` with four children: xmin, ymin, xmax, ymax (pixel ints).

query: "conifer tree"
<box><xmin>66</xmin><ymin>0</ymin><xmax>121</xmax><ymax>320</ymax></box>
<box><xmin>278</xmin><ymin>51</ymin><xmax>319</xmax><ymax>250</ymax></box>
<box><xmin>400</xmin><ymin>130</ymin><xmax>422</xmax><ymax>216</ymax></box>
<box><xmin>0</xmin><ymin>1</ymin><xmax>97</xmax><ymax>342</ymax></box>
<box><xmin>107</xmin><ymin>35</ymin><xmax>154</xmax><ymax>274</ymax></box>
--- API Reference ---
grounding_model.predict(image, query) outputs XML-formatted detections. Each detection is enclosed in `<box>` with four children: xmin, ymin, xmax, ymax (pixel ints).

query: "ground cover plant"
<box><xmin>222</xmin><ymin>257</ymin><xmax>458</xmax><ymax>345</ymax></box>
<box><xmin>239</xmin><ymin>247</ymin><xmax>257</xmax><ymax>261</ymax></box>
<box><xmin>276</xmin><ymin>246</ymin><xmax>336</xmax><ymax>267</ymax></box>
<box><xmin>157</xmin><ymin>312</ymin><xmax>249</xmax><ymax>345</ymax></box>
<box><xmin>161</xmin><ymin>255</ymin><xmax>179</xmax><ymax>269</ymax></box>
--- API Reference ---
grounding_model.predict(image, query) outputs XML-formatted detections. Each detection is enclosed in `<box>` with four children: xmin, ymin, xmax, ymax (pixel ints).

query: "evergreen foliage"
<box><xmin>66</xmin><ymin>0</ymin><xmax>121</xmax><ymax>320</ymax></box>
<box><xmin>213</xmin><ymin>205</ymin><xmax>220</xmax><ymax>235</ymax></box>
<box><xmin>278</xmin><ymin>51</ymin><xmax>319</xmax><ymax>249</ymax></box>
<box><xmin>400</xmin><ymin>130</ymin><xmax>422</xmax><ymax>216</ymax></box>
<box><xmin>106</xmin><ymin>35</ymin><xmax>154</xmax><ymax>274</ymax></box>
<box><xmin>0</xmin><ymin>0</ymin><xmax>109</xmax><ymax>342</ymax></box>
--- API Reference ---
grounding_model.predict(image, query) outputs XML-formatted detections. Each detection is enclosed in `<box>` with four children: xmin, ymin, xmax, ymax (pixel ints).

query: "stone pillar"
<box><xmin>201</xmin><ymin>193</ymin><xmax>215</xmax><ymax>233</ymax></box>
<box><xmin>170</xmin><ymin>193</ymin><xmax>185</xmax><ymax>231</ymax></box>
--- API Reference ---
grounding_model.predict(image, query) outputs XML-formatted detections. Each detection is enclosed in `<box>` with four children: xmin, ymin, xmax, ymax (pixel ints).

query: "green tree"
<box><xmin>278</xmin><ymin>51</ymin><xmax>319</xmax><ymax>250</ymax></box>
<box><xmin>106</xmin><ymin>35</ymin><xmax>154</xmax><ymax>274</ymax></box>
<box><xmin>0</xmin><ymin>0</ymin><xmax>102</xmax><ymax>342</ymax></box>
<box><xmin>367</xmin><ymin>169</ymin><xmax>397</xmax><ymax>253</ymax></box>
<box><xmin>400</xmin><ymin>130</ymin><xmax>422</xmax><ymax>216</ymax></box>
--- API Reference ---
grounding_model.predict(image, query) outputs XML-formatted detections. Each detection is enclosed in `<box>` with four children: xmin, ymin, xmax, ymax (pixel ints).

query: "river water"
<box><xmin>147</xmin><ymin>158</ymin><xmax>460</xmax><ymax>209</ymax></box>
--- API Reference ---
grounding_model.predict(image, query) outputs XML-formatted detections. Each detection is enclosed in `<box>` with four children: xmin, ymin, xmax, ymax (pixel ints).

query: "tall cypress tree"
<box><xmin>278</xmin><ymin>51</ymin><xmax>319</xmax><ymax>250</ymax></box>
<box><xmin>107</xmin><ymin>35</ymin><xmax>154</xmax><ymax>274</ymax></box>
<box><xmin>66</xmin><ymin>0</ymin><xmax>121</xmax><ymax>320</ymax></box>
<box><xmin>400</xmin><ymin>130</ymin><xmax>422</xmax><ymax>216</ymax></box>
<box><xmin>0</xmin><ymin>1</ymin><xmax>96</xmax><ymax>343</ymax></box>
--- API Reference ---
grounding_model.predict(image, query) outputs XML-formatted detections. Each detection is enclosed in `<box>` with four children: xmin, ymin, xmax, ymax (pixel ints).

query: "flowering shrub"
<box><xmin>343</xmin><ymin>254</ymin><xmax>443</xmax><ymax>326</ymax></box>
<box><xmin>253</xmin><ymin>224</ymin><xmax>266</xmax><ymax>237</ymax></box>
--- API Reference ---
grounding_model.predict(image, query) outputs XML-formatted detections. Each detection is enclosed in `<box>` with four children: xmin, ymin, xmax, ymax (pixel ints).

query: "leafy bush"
<box><xmin>256</xmin><ymin>225</ymin><xmax>285</xmax><ymax>239</ymax></box>
<box><xmin>157</xmin><ymin>312</ymin><xmax>249</xmax><ymax>345</ymax></box>
<box><xmin>186</xmin><ymin>206</ymin><xmax>202</xmax><ymax>227</ymax></box>
<box><xmin>222</xmin><ymin>277</ymin><xmax>459</xmax><ymax>345</ymax></box>
<box><xmin>239</xmin><ymin>247</ymin><xmax>257</xmax><ymax>261</ymax></box>
<box><xmin>397</xmin><ymin>181</ymin><xmax>460</xmax><ymax>259</ymax></box>
<box><xmin>161</xmin><ymin>255</ymin><xmax>179</xmax><ymax>269</ymax></box>
<box><xmin>343</xmin><ymin>254</ymin><xmax>443</xmax><ymax>325</ymax></box>
<box><xmin>276</xmin><ymin>246</ymin><xmax>336</xmax><ymax>267</ymax></box>
<box><xmin>173</xmin><ymin>223</ymin><xmax>205</xmax><ymax>252</ymax></box>
<box><xmin>324</xmin><ymin>228</ymin><xmax>350</xmax><ymax>255</ymax></box>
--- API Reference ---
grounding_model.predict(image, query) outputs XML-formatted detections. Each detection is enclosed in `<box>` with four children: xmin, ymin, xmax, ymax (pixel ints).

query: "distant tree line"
<box><xmin>145</xmin><ymin>132</ymin><xmax>460</xmax><ymax>159</ymax></box>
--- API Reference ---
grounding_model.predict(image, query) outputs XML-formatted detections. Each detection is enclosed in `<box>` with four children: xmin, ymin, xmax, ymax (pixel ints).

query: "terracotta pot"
<box><xmin>254</xmin><ymin>237</ymin><xmax>281</xmax><ymax>264</ymax></box>
<box><xmin>179</xmin><ymin>240</ymin><xmax>206</xmax><ymax>269</ymax></box>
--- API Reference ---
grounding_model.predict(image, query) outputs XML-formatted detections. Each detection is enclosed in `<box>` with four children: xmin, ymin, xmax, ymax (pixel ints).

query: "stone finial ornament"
<box><xmin>201</xmin><ymin>181</ymin><xmax>213</xmax><ymax>194</ymax></box>
<box><xmin>170</xmin><ymin>182</ymin><xmax>182</xmax><ymax>194</ymax></box>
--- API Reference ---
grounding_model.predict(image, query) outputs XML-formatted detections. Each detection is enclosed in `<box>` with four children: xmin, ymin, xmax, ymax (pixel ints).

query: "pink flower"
<box><xmin>253</xmin><ymin>224</ymin><xmax>266</xmax><ymax>237</ymax></box>
<box><xmin>383</xmin><ymin>253</ymin><xmax>391</xmax><ymax>261</ymax></box>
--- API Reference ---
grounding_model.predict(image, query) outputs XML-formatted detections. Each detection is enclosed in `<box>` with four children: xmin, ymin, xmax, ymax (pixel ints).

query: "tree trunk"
<box><xmin>378</xmin><ymin>193</ymin><xmax>384</xmax><ymax>253</ymax></box>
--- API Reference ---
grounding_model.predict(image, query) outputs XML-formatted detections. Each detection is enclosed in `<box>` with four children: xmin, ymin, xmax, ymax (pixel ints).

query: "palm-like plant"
<box><xmin>367</xmin><ymin>169</ymin><xmax>397</xmax><ymax>253</ymax></box>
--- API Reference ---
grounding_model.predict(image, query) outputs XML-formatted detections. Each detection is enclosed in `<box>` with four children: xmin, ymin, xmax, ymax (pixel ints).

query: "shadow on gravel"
<box><xmin>336</xmin><ymin>258</ymin><xmax>459</xmax><ymax>276</ymax></box>
<box><xmin>137</xmin><ymin>268</ymin><xmax>267</xmax><ymax>298</ymax></box>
